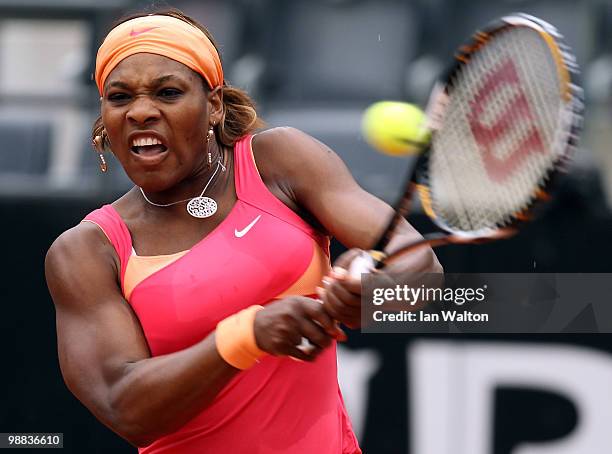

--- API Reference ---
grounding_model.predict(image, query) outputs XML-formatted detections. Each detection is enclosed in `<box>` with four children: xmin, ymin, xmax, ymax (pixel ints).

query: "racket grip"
<box><xmin>348</xmin><ymin>251</ymin><xmax>376</xmax><ymax>279</ymax></box>
<box><xmin>296</xmin><ymin>337</ymin><xmax>316</xmax><ymax>355</ymax></box>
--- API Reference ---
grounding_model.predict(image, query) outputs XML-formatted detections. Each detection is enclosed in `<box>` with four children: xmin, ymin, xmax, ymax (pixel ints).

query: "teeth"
<box><xmin>131</xmin><ymin>136</ymin><xmax>162</xmax><ymax>147</ymax></box>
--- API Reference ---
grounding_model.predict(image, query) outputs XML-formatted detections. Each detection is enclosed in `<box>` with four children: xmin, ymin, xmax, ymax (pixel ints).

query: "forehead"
<box><xmin>104</xmin><ymin>53</ymin><xmax>201</xmax><ymax>88</ymax></box>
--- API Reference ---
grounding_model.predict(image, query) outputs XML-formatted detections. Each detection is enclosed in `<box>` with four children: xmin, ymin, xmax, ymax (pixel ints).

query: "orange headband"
<box><xmin>95</xmin><ymin>15</ymin><xmax>223</xmax><ymax>95</ymax></box>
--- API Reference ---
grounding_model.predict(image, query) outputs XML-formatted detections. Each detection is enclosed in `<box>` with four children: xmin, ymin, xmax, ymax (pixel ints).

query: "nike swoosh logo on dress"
<box><xmin>234</xmin><ymin>215</ymin><xmax>262</xmax><ymax>238</ymax></box>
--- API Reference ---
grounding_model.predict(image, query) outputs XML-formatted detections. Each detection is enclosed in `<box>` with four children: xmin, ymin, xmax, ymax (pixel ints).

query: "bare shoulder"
<box><xmin>45</xmin><ymin>221</ymin><xmax>119</xmax><ymax>309</ymax></box>
<box><xmin>46</xmin><ymin>221</ymin><xmax>115</xmax><ymax>267</ymax></box>
<box><xmin>253</xmin><ymin>126</ymin><xmax>334</xmax><ymax>160</ymax></box>
<box><xmin>251</xmin><ymin>127</ymin><xmax>349</xmax><ymax>186</ymax></box>
<box><xmin>253</xmin><ymin>126</ymin><xmax>317</xmax><ymax>149</ymax></box>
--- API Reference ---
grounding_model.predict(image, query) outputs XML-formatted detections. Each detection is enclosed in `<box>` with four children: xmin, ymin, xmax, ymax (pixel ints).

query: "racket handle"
<box><xmin>296</xmin><ymin>337</ymin><xmax>316</xmax><ymax>355</ymax></box>
<box><xmin>348</xmin><ymin>251</ymin><xmax>377</xmax><ymax>278</ymax></box>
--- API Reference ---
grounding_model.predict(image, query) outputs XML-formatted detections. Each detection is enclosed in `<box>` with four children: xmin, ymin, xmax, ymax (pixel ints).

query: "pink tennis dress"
<box><xmin>83</xmin><ymin>135</ymin><xmax>361</xmax><ymax>454</ymax></box>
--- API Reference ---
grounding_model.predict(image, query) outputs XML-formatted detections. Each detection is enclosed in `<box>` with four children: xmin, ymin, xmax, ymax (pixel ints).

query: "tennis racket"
<box><xmin>349</xmin><ymin>12</ymin><xmax>584</xmax><ymax>275</ymax></box>
<box><xmin>299</xmin><ymin>13</ymin><xmax>583</xmax><ymax>353</ymax></box>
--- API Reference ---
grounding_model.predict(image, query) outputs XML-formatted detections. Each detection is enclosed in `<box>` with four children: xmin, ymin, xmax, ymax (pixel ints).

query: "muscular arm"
<box><xmin>45</xmin><ymin>223</ymin><xmax>239</xmax><ymax>447</ymax></box>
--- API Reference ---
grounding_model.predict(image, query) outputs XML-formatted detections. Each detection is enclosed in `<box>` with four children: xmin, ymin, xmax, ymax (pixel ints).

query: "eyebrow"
<box><xmin>105</xmin><ymin>74</ymin><xmax>183</xmax><ymax>91</ymax></box>
<box><xmin>106</xmin><ymin>80</ymin><xmax>129</xmax><ymax>90</ymax></box>
<box><xmin>152</xmin><ymin>75</ymin><xmax>181</xmax><ymax>85</ymax></box>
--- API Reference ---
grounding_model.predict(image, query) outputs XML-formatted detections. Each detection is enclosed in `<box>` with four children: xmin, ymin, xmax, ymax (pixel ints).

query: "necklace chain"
<box><xmin>139</xmin><ymin>153</ymin><xmax>226</xmax><ymax>208</ymax></box>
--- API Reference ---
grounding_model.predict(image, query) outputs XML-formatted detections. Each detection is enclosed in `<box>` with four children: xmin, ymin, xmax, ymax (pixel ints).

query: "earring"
<box><xmin>98</xmin><ymin>153</ymin><xmax>108</xmax><ymax>173</ymax></box>
<box><xmin>93</xmin><ymin>129</ymin><xmax>108</xmax><ymax>173</ymax></box>
<box><xmin>207</xmin><ymin>125</ymin><xmax>215</xmax><ymax>165</ymax></box>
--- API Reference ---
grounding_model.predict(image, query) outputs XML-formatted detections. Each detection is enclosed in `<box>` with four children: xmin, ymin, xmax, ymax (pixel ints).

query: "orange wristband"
<box><xmin>215</xmin><ymin>305</ymin><xmax>266</xmax><ymax>370</ymax></box>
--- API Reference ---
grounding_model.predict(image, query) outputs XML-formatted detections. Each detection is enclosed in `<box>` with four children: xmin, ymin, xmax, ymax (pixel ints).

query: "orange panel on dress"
<box><xmin>124</xmin><ymin>251</ymin><xmax>189</xmax><ymax>301</ymax></box>
<box><xmin>273</xmin><ymin>240</ymin><xmax>331</xmax><ymax>299</ymax></box>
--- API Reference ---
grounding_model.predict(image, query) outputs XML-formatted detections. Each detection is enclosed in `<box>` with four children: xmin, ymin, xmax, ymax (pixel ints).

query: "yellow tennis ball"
<box><xmin>361</xmin><ymin>101</ymin><xmax>430</xmax><ymax>156</ymax></box>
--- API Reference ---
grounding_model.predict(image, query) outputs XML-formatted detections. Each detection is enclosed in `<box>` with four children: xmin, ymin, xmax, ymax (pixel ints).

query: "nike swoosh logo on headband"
<box><xmin>130</xmin><ymin>27</ymin><xmax>160</xmax><ymax>37</ymax></box>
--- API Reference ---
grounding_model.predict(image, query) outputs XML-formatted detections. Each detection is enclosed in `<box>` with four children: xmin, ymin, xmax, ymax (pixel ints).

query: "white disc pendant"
<box><xmin>186</xmin><ymin>196</ymin><xmax>217</xmax><ymax>218</ymax></box>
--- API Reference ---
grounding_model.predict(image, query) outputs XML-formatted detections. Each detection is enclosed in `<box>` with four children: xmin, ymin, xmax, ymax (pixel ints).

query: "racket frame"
<box><xmin>369</xmin><ymin>12</ymin><xmax>584</xmax><ymax>268</ymax></box>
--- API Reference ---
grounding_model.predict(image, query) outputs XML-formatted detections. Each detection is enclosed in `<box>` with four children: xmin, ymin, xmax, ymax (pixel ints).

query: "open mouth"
<box><xmin>130</xmin><ymin>136</ymin><xmax>168</xmax><ymax>157</ymax></box>
<box><xmin>131</xmin><ymin>144</ymin><xmax>168</xmax><ymax>156</ymax></box>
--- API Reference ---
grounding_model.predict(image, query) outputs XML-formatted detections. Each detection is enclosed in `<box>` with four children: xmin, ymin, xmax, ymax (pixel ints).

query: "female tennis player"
<box><xmin>44</xmin><ymin>9</ymin><xmax>441</xmax><ymax>453</ymax></box>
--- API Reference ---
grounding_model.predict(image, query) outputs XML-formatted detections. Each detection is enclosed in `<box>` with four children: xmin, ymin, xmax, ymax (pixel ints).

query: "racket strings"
<box><xmin>427</xmin><ymin>26</ymin><xmax>568</xmax><ymax>233</ymax></box>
